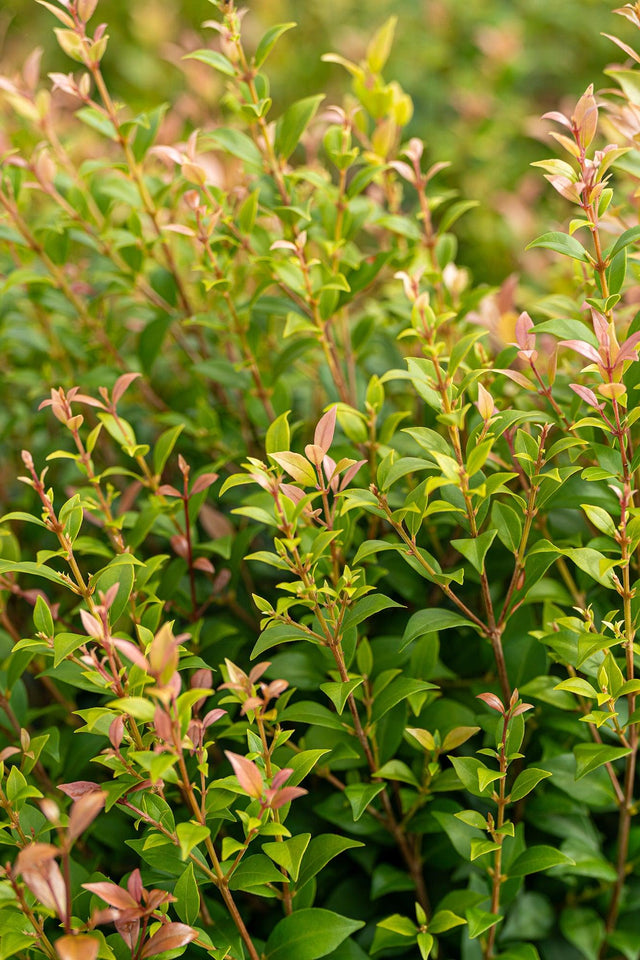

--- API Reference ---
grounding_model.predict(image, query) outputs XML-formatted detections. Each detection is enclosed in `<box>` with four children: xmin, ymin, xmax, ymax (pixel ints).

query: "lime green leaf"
<box><xmin>344</xmin><ymin>782</ymin><xmax>385</xmax><ymax>820</ymax></box>
<box><xmin>263</xmin><ymin>834</ymin><xmax>311</xmax><ymax>882</ymax></box>
<box><xmin>429</xmin><ymin>910</ymin><xmax>466</xmax><ymax>934</ymax></box>
<box><xmin>466</xmin><ymin>908</ymin><xmax>502</xmax><ymax>939</ymax></box>
<box><xmin>176</xmin><ymin>822</ymin><xmax>210</xmax><ymax>860</ymax></box>
<box><xmin>269</xmin><ymin>451</ymin><xmax>316</xmax><ymax>485</ymax></box>
<box><xmin>183</xmin><ymin>49</ymin><xmax>236</xmax><ymax>76</ymax></box>
<box><xmin>254</xmin><ymin>22</ymin><xmax>296</xmax><ymax>68</ymax></box>
<box><xmin>526</xmin><ymin>232</ymin><xmax>590</xmax><ymax>262</ymax></box>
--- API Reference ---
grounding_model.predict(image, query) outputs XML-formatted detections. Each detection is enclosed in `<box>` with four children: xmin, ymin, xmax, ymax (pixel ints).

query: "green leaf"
<box><xmin>0</xmin><ymin>560</ymin><xmax>68</xmax><ymax>587</ymax></box>
<box><xmin>286</xmin><ymin>749</ymin><xmax>331</xmax><ymax>786</ymax></box>
<box><xmin>581</xmin><ymin>504</ymin><xmax>617</xmax><ymax>538</ymax></box>
<box><xmin>555</xmin><ymin>677</ymin><xmax>598</xmax><ymax>698</ymax></box>
<box><xmin>470</xmin><ymin>839</ymin><xmax>501</xmax><ymax>861</ymax></box>
<box><xmin>320</xmin><ymin>679</ymin><xmax>364</xmax><ymax>715</ymax></box>
<box><xmin>344</xmin><ymin>782</ymin><xmax>386</xmax><ymax>820</ymax></box>
<box><xmin>574</xmin><ymin>743</ymin><xmax>632</xmax><ymax>780</ymax></box>
<box><xmin>450</xmin><ymin>757</ymin><xmax>492</xmax><ymax>798</ymax></box>
<box><xmin>373</xmin><ymin>760</ymin><xmax>419</xmax><ymax>786</ymax></box>
<box><xmin>429</xmin><ymin>910</ymin><xmax>466</xmax><ymax>934</ymax></box>
<box><xmin>153</xmin><ymin>424</ymin><xmax>184</xmax><ymax>477</ymax></box>
<box><xmin>508</xmin><ymin>845</ymin><xmax>575</xmax><ymax>877</ymax></box>
<box><xmin>380</xmin><ymin>456</ymin><xmax>432</xmax><ymax>490</ymax></box>
<box><xmin>228</xmin><ymin>854</ymin><xmax>286</xmax><ymax>891</ymax></box>
<box><xmin>509</xmin><ymin>767</ymin><xmax>552</xmax><ymax>802</ymax></box>
<box><xmin>183</xmin><ymin>49</ymin><xmax>236</xmax><ymax>75</ymax></box>
<box><xmin>52</xmin><ymin>632</ymin><xmax>85</xmax><ymax>668</ymax></box>
<box><xmin>560</xmin><ymin>547</ymin><xmax>618</xmax><ymax>588</ymax></box>
<box><xmin>370</xmin><ymin>914</ymin><xmax>416</xmax><ymax>954</ymax></box>
<box><xmin>560</xmin><ymin>908</ymin><xmax>605</xmax><ymax>960</ymax></box>
<box><xmin>491</xmin><ymin>501</ymin><xmax>523</xmax><ymax>553</ymax></box>
<box><xmin>533</xmin><ymin>316</ymin><xmax>598</xmax><ymax>346</ymax></box>
<box><xmin>200</xmin><ymin>128</ymin><xmax>263</xmax><ymax>167</ymax></box>
<box><xmin>265</xmin><ymin>909</ymin><xmax>364</xmax><ymax>960</ymax></box>
<box><xmin>97</xmin><ymin>412</ymin><xmax>136</xmax><ymax>447</ymax></box>
<box><xmin>450</xmin><ymin>530</ymin><xmax>497</xmax><ymax>574</ymax></box>
<box><xmin>607</xmin><ymin>224</ymin><xmax>640</xmax><ymax>259</ymax></box>
<box><xmin>466</xmin><ymin>908</ymin><xmax>502</xmax><ymax>940</ymax></box>
<box><xmin>176</xmin><ymin>822</ymin><xmax>210</xmax><ymax>860</ymax></box>
<box><xmin>1</xmin><ymin>512</ymin><xmax>48</xmax><ymax>529</ymax></box>
<box><xmin>265</xmin><ymin>411</ymin><xmax>291</xmax><ymax>456</ymax></box>
<box><xmin>275</xmin><ymin>95</ymin><xmax>325</xmax><ymax>160</ymax></box>
<box><xmin>526</xmin><ymin>231</ymin><xmax>590</xmax><ymax>262</ymax></box>
<box><xmin>263</xmin><ymin>834</ymin><xmax>311</xmax><ymax>882</ymax></box>
<box><xmin>33</xmin><ymin>595</ymin><xmax>54</xmax><ymax>637</ymax></box>
<box><xmin>370</xmin><ymin>678</ymin><xmax>436</xmax><ymax>722</ymax></box>
<box><xmin>401</xmin><ymin>608</ymin><xmax>475</xmax><ymax>651</ymax></box>
<box><xmin>269</xmin><ymin>451</ymin><xmax>317</xmax><ymax>485</ymax></box>
<box><xmin>251</xmin><ymin>622</ymin><xmax>309</xmax><ymax>659</ymax></box>
<box><xmin>417</xmin><ymin>932</ymin><xmax>434</xmax><ymax>960</ymax></box>
<box><xmin>173</xmin><ymin>863</ymin><xmax>199</xmax><ymax>926</ymax></box>
<box><xmin>342</xmin><ymin>594</ymin><xmax>403</xmax><ymax>631</ymax></box>
<box><xmin>279</xmin><ymin>701</ymin><xmax>345</xmax><ymax>731</ymax></box>
<box><xmin>92</xmin><ymin>555</ymin><xmax>137</xmax><ymax>624</ymax></box>
<box><xmin>366</xmin><ymin>16</ymin><xmax>397</xmax><ymax>71</ymax></box>
<box><xmin>296</xmin><ymin>835</ymin><xmax>364</xmax><ymax>889</ymax></box>
<box><xmin>254</xmin><ymin>22</ymin><xmax>296</xmax><ymax>68</ymax></box>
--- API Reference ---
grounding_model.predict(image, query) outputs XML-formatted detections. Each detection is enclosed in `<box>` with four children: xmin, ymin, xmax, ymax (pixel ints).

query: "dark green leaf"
<box><xmin>265</xmin><ymin>909</ymin><xmax>364</xmax><ymax>960</ymax></box>
<box><xmin>574</xmin><ymin>743</ymin><xmax>632</xmax><ymax>780</ymax></box>
<box><xmin>508</xmin><ymin>845</ymin><xmax>574</xmax><ymax>876</ymax></box>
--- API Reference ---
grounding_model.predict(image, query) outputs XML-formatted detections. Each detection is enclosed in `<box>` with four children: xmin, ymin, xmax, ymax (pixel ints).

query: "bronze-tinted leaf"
<box><xmin>140</xmin><ymin>922</ymin><xmax>197</xmax><ymax>958</ymax></box>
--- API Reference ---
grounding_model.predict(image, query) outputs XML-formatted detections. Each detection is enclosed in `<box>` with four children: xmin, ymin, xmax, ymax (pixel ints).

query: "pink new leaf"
<box><xmin>514</xmin><ymin>311</ymin><xmax>535</xmax><ymax>350</ymax></box>
<box><xmin>512</xmin><ymin>702</ymin><xmax>535</xmax><ymax>717</ymax></box>
<box><xmin>314</xmin><ymin>405</ymin><xmax>337</xmax><ymax>455</ymax></box>
<box><xmin>58</xmin><ymin>781</ymin><xmax>101</xmax><ymax>799</ymax></box>
<box><xmin>339</xmin><ymin>459</ymin><xmax>367</xmax><ymax>491</ymax></box>
<box><xmin>111</xmin><ymin>639</ymin><xmax>150</xmax><ymax>672</ymax></box>
<box><xmin>67</xmin><ymin>790</ymin><xmax>106</xmax><ymax>842</ymax></box>
<box><xmin>570</xmin><ymin>383</ymin><xmax>603</xmax><ymax>409</ymax></box>
<box><xmin>616</xmin><ymin>330</ymin><xmax>640</xmax><ymax>364</ymax></box>
<box><xmin>542</xmin><ymin>110</ymin><xmax>571</xmax><ymax>128</ymax></box>
<box><xmin>54</xmin><ymin>934</ymin><xmax>99</xmax><ymax>960</ymax></box>
<box><xmin>82</xmin><ymin>881</ymin><xmax>138</xmax><ymax>910</ymax></box>
<box><xmin>80</xmin><ymin>609</ymin><xmax>103</xmax><ymax>638</ymax></box>
<box><xmin>476</xmin><ymin>692</ymin><xmax>505</xmax><ymax>713</ymax></box>
<box><xmin>558</xmin><ymin>340</ymin><xmax>601</xmax><ymax>364</ymax></box>
<box><xmin>225</xmin><ymin>751</ymin><xmax>263</xmax><ymax>798</ymax></box>
<box><xmin>111</xmin><ymin>373</ymin><xmax>141</xmax><ymax>405</ymax></box>
<box><xmin>190</xmin><ymin>472</ymin><xmax>219</xmax><ymax>495</ymax></box>
<box><xmin>270</xmin><ymin>786</ymin><xmax>308</xmax><ymax>809</ymax></box>
<box><xmin>140</xmin><ymin>923</ymin><xmax>198</xmax><ymax>958</ymax></box>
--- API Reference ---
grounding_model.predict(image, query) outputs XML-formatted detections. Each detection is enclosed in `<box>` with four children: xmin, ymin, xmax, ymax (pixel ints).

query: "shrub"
<box><xmin>2</xmin><ymin>2</ymin><xmax>640</xmax><ymax>960</ymax></box>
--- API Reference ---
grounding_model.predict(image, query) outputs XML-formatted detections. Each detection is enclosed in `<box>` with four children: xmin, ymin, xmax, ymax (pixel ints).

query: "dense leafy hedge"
<box><xmin>2</xmin><ymin>2</ymin><xmax>640</xmax><ymax>960</ymax></box>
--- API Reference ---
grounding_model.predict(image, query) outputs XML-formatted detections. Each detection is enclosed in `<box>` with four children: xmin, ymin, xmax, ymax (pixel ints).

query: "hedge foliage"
<box><xmin>1</xmin><ymin>2</ymin><xmax>640</xmax><ymax>960</ymax></box>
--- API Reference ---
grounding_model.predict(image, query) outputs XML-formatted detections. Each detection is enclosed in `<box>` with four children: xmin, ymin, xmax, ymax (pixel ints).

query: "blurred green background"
<box><xmin>0</xmin><ymin>0</ymin><xmax>633</xmax><ymax>281</ymax></box>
